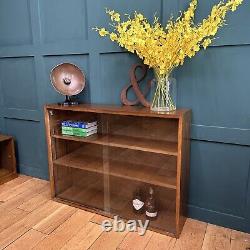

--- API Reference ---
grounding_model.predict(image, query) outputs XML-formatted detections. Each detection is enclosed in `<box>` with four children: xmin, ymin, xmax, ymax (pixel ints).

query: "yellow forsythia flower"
<box><xmin>110</xmin><ymin>33</ymin><xmax>118</xmax><ymax>41</ymax></box>
<box><xmin>95</xmin><ymin>0</ymin><xmax>244</xmax><ymax>76</ymax></box>
<box><xmin>202</xmin><ymin>38</ymin><xmax>212</xmax><ymax>49</ymax></box>
<box><xmin>98</xmin><ymin>28</ymin><xmax>108</xmax><ymax>37</ymax></box>
<box><xmin>113</xmin><ymin>13</ymin><xmax>120</xmax><ymax>22</ymax></box>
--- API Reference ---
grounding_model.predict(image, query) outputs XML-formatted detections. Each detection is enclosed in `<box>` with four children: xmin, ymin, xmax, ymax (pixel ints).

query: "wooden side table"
<box><xmin>0</xmin><ymin>135</ymin><xmax>17</xmax><ymax>185</ymax></box>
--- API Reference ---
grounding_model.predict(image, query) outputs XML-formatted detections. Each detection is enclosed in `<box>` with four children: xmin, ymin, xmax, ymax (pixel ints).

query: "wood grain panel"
<box><xmin>61</xmin><ymin>222</ymin><xmax>103</xmax><ymax>250</ymax></box>
<box><xmin>4</xmin><ymin>229</ymin><xmax>46</xmax><ymax>250</ymax></box>
<box><xmin>15</xmin><ymin>200</ymin><xmax>63</xmax><ymax>229</ymax></box>
<box><xmin>118</xmin><ymin>231</ymin><xmax>153</xmax><ymax>250</ymax></box>
<box><xmin>145</xmin><ymin>232</ymin><xmax>176</xmax><ymax>250</ymax></box>
<box><xmin>173</xmin><ymin>219</ymin><xmax>207</xmax><ymax>250</ymax></box>
<box><xmin>202</xmin><ymin>224</ymin><xmax>231</xmax><ymax>250</ymax></box>
<box><xmin>0</xmin><ymin>222</ymin><xmax>29</xmax><ymax>249</ymax></box>
<box><xmin>0</xmin><ymin>183</ymin><xmax>49</xmax><ymax>211</ymax></box>
<box><xmin>0</xmin><ymin>178</ymin><xmax>47</xmax><ymax>201</ymax></box>
<box><xmin>0</xmin><ymin>175</ymin><xmax>31</xmax><ymax>194</ymax></box>
<box><xmin>33</xmin><ymin>204</ymin><xmax>76</xmax><ymax>234</ymax></box>
<box><xmin>32</xmin><ymin>210</ymin><xmax>94</xmax><ymax>250</ymax></box>
<box><xmin>230</xmin><ymin>230</ymin><xmax>250</xmax><ymax>250</ymax></box>
<box><xmin>0</xmin><ymin>208</ymin><xmax>28</xmax><ymax>233</ymax></box>
<box><xmin>90</xmin><ymin>230</ymin><xmax>128</xmax><ymax>250</ymax></box>
<box><xmin>17</xmin><ymin>190</ymin><xmax>50</xmax><ymax>212</ymax></box>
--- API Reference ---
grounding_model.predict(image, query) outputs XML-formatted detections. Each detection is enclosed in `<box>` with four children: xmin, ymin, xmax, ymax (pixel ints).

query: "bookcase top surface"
<box><xmin>45</xmin><ymin>104</ymin><xmax>190</xmax><ymax>119</ymax></box>
<box><xmin>0</xmin><ymin>134</ymin><xmax>13</xmax><ymax>142</ymax></box>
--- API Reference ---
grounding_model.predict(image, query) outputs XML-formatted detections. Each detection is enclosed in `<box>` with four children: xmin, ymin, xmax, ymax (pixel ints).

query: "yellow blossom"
<box><xmin>137</xmin><ymin>14</ymin><xmax>144</xmax><ymax>21</ymax></box>
<box><xmin>202</xmin><ymin>38</ymin><xmax>212</xmax><ymax>49</ymax></box>
<box><xmin>113</xmin><ymin>13</ymin><xmax>120</xmax><ymax>22</ymax></box>
<box><xmin>110</xmin><ymin>32</ymin><xmax>118</xmax><ymax>41</ymax></box>
<box><xmin>98</xmin><ymin>28</ymin><xmax>108</xmax><ymax>37</ymax></box>
<box><xmin>95</xmin><ymin>0</ymin><xmax>243</xmax><ymax>76</ymax></box>
<box><xmin>106</xmin><ymin>9</ymin><xmax>121</xmax><ymax>22</ymax></box>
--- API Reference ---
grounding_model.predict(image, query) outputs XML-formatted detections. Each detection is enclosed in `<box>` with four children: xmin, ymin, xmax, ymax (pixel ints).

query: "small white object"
<box><xmin>133</xmin><ymin>199</ymin><xmax>144</xmax><ymax>210</ymax></box>
<box><xmin>146</xmin><ymin>211</ymin><xmax>158</xmax><ymax>218</ymax></box>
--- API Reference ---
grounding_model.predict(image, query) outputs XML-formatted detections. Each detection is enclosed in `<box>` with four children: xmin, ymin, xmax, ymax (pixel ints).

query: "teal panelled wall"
<box><xmin>0</xmin><ymin>0</ymin><xmax>249</xmax><ymax>232</ymax></box>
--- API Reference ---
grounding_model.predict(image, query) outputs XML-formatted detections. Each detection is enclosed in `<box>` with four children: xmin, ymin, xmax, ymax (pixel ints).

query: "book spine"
<box><xmin>61</xmin><ymin>127</ymin><xmax>74</xmax><ymax>136</ymax></box>
<box><xmin>77</xmin><ymin>121</ymin><xmax>97</xmax><ymax>128</ymax></box>
<box><xmin>62</xmin><ymin>125</ymin><xmax>97</xmax><ymax>132</ymax></box>
<box><xmin>73</xmin><ymin>128</ymin><xmax>97</xmax><ymax>137</ymax></box>
<box><xmin>61</xmin><ymin>121</ymin><xmax>97</xmax><ymax>129</ymax></box>
<box><xmin>62</xmin><ymin>126</ymin><xmax>97</xmax><ymax>137</ymax></box>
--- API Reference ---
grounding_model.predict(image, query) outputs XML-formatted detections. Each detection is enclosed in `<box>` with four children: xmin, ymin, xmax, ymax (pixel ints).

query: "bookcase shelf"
<box><xmin>57</xmin><ymin>184</ymin><xmax>176</xmax><ymax>234</ymax></box>
<box><xmin>45</xmin><ymin>104</ymin><xmax>191</xmax><ymax>238</ymax></box>
<box><xmin>53</xmin><ymin>147</ymin><xmax>177</xmax><ymax>189</ymax></box>
<box><xmin>52</xmin><ymin>133</ymin><xmax>178</xmax><ymax>156</ymax></box>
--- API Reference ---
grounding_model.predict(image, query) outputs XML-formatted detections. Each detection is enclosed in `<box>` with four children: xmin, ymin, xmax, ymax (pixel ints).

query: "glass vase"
<box><xmin>150</xmin><ymin>70</ymin><xmax>177</xmax><ymax>112</ymax></box>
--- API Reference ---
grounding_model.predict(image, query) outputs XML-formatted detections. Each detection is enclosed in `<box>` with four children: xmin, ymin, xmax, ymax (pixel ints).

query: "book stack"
<box><xmin>61</xmin><ymin>120</ymin><xmax>97</xmax><ymax>137</ymax></box>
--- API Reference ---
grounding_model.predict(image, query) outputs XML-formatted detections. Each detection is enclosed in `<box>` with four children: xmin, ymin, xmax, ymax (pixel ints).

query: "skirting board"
<box><xmin>188</xmin><ymin>204</ymin><xmax>250</xmax><ymax>233</ymax></box>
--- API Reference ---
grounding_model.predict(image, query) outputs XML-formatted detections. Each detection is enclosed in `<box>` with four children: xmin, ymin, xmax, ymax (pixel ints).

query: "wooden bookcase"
<box><xmin>0</xmin><ymin>135</ymin><xmax>17</xmax><ymax>185</ymax></box>
<box><xmin>44</xmin><ymin>104</ymin><xmax>191</xmax><ymax>238</ymax></box>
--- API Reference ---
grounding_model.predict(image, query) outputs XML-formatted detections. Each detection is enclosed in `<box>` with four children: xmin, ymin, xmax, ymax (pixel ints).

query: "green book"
<box><xmin>62</xmin><ymin>126</ymin><xmax>74</xmax><ymax>136</ymax></box>
<box><xmin>62</xmin><ymin>126</ymin><xmax>97</xmax><ymax>137</ymax></box>
<box><xmin>73</xmin><ymin>128</ymin><xmax>97</xmax><ymax>137</ymax></box>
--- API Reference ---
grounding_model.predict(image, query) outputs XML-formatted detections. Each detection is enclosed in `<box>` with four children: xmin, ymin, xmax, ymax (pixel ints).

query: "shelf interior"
<box><xmin>53</xmin><ymin>144</ymin><xmax>177</xmax><ymax>189</ymax></box>
<box><xmin>0</xmin><ymin>139</ymin><xmax>15</xmax><ymax>177</ymax></box>
<box><xmin>55</xmin><ymin>165</ymin><xmax>105</xmax><ymax>211</ymax></box>
<box><xmin>109</xmin><ymin>176</ymin><xmax>176</xmax><ymax>234</ymax></box>
<box><xmin>55</xmin><ymin>167</ymin><xmax>176</xmax><ymax>235</ymax></box>
<box><xmin>52</xmin><ymin>133</ymin><xmax>178</xmax><ymax>156</ymax></box>
<box><xmin>51</xmin><ymin>111</ymin><xmax>179</xmax><ymax>157</ymax></box>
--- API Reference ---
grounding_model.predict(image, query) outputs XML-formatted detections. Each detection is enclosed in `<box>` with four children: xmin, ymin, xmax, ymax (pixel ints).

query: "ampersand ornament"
<box><xmin>120</xmin><ymin>64</ymin><xmax>154</xmax><ymax>107</ymax></box>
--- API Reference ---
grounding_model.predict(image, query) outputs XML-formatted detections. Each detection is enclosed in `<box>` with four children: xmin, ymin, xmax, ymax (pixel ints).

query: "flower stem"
<box><xmin>151</xmin><ymin>71</ymin><xmax>176</xmax><ymax>112</ymax></box>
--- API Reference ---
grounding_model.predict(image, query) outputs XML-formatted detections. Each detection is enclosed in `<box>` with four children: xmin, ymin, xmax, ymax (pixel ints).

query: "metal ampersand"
<box><xmin>121</xmin><ymin>64</ymin><xmax>154</xmax><ymax>107</ymax></box>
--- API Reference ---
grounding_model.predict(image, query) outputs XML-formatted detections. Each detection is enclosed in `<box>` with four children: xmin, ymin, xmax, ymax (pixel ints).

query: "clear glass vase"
<box><xmin>150</xmin><ymin>70</ymin><xmax>177</xmax><ymax>112</ymax></box>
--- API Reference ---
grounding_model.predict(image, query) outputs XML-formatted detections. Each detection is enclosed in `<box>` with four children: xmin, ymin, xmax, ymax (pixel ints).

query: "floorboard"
<box><xmin>201</xmin><ymin>224</ymin><xmax>231</xmax><ymax>250</ymax></box>
<box><xmin>173</xmin><ymin>219</ymin><xmax>207</xmax><ymax>250</ymax></box>
<box><xmin>118</xmin><ymin>230</ymin><xmax>153</xmax><ymax>250</ymax></box>
<box><xmin>0</xmin><ymin>208</ymin><xmax>28</xmax><ymax>233</ymax></box>
<box><xmin>230</xmin><ymin>230</ymin><xmax>250</xmax><ymax>250</ymax></box>
<box><xmin>91</xmin><ymin>230</ymin><xmax>128</xmax><ymax>250</ymax></box>
<box><xmin>145</xmin><ymin>232</ymin><xmax>176</xmax><ymax>250</ymax></box>
<box><xmin>61</xmin><ymin>222</ymin><xmax>103</xmax><ymax>250</ymax></box>
<box><xmin>0</xmin><ymin>176</ymin><xmax>249</xmax><ymax>250</ymax></box>
<box><xmin>4</xmin><ymin>229</ymin><xmax>46</xmax><ymax>250</ymax></box>
<box><xmin>0</xmin><ymin>175</ymin><xmax>31</xmax><ymax>195</ymax></box>
<box><xmin>32</xmin><ymin>210</ymin><xmax>94</xmax><ymax>250</ymax></box>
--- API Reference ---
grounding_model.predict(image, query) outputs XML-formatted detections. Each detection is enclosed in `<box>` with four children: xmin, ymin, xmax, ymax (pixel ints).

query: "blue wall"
<box><xmin>0</xmin><ymin>0</ymin><xmax>249</xmax><ymax>232</ymax></box>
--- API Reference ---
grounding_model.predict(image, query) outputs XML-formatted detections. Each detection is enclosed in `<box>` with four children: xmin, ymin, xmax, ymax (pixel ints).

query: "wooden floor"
<box><xmin>0</xmin><ymin>176</ymin><xmax>249</xmax><ymax>250</ymax></box>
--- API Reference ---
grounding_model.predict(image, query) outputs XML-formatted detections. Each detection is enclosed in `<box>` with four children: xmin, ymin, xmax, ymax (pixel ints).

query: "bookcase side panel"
<box><xmin>44</xmin><ymin>107</ymin><xmax>56</xmax><ymax>197</ymax></box>
<box><xmin>176</xmin><ymin>112</ymin><xmax>191</xmax><ymax>237</ymax></box>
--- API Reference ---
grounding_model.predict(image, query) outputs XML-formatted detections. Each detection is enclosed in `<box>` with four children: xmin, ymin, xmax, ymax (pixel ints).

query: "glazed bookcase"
<box><xmin>44</xmin><ymin>104</ymin><xmax>191</xmax><ymax>238</ymax></box>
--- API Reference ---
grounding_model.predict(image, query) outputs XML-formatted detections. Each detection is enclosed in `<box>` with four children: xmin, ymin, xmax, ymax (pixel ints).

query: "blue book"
<box><xmin>62</xmin><ymin>120</ymin><xmax>97</xmax><ymax>129</ymax></box>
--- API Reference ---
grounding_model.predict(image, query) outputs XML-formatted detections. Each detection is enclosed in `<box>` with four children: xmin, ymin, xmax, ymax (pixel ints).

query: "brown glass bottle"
<box><xmin>145</xmin><ymin>187</ymin><xmax>158</xmax><ymax>220</ymax></box>
<box><xmin>132</xmin><ymin>187</ymin><xmax>145</xmax><ymax>214</ymax></box>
